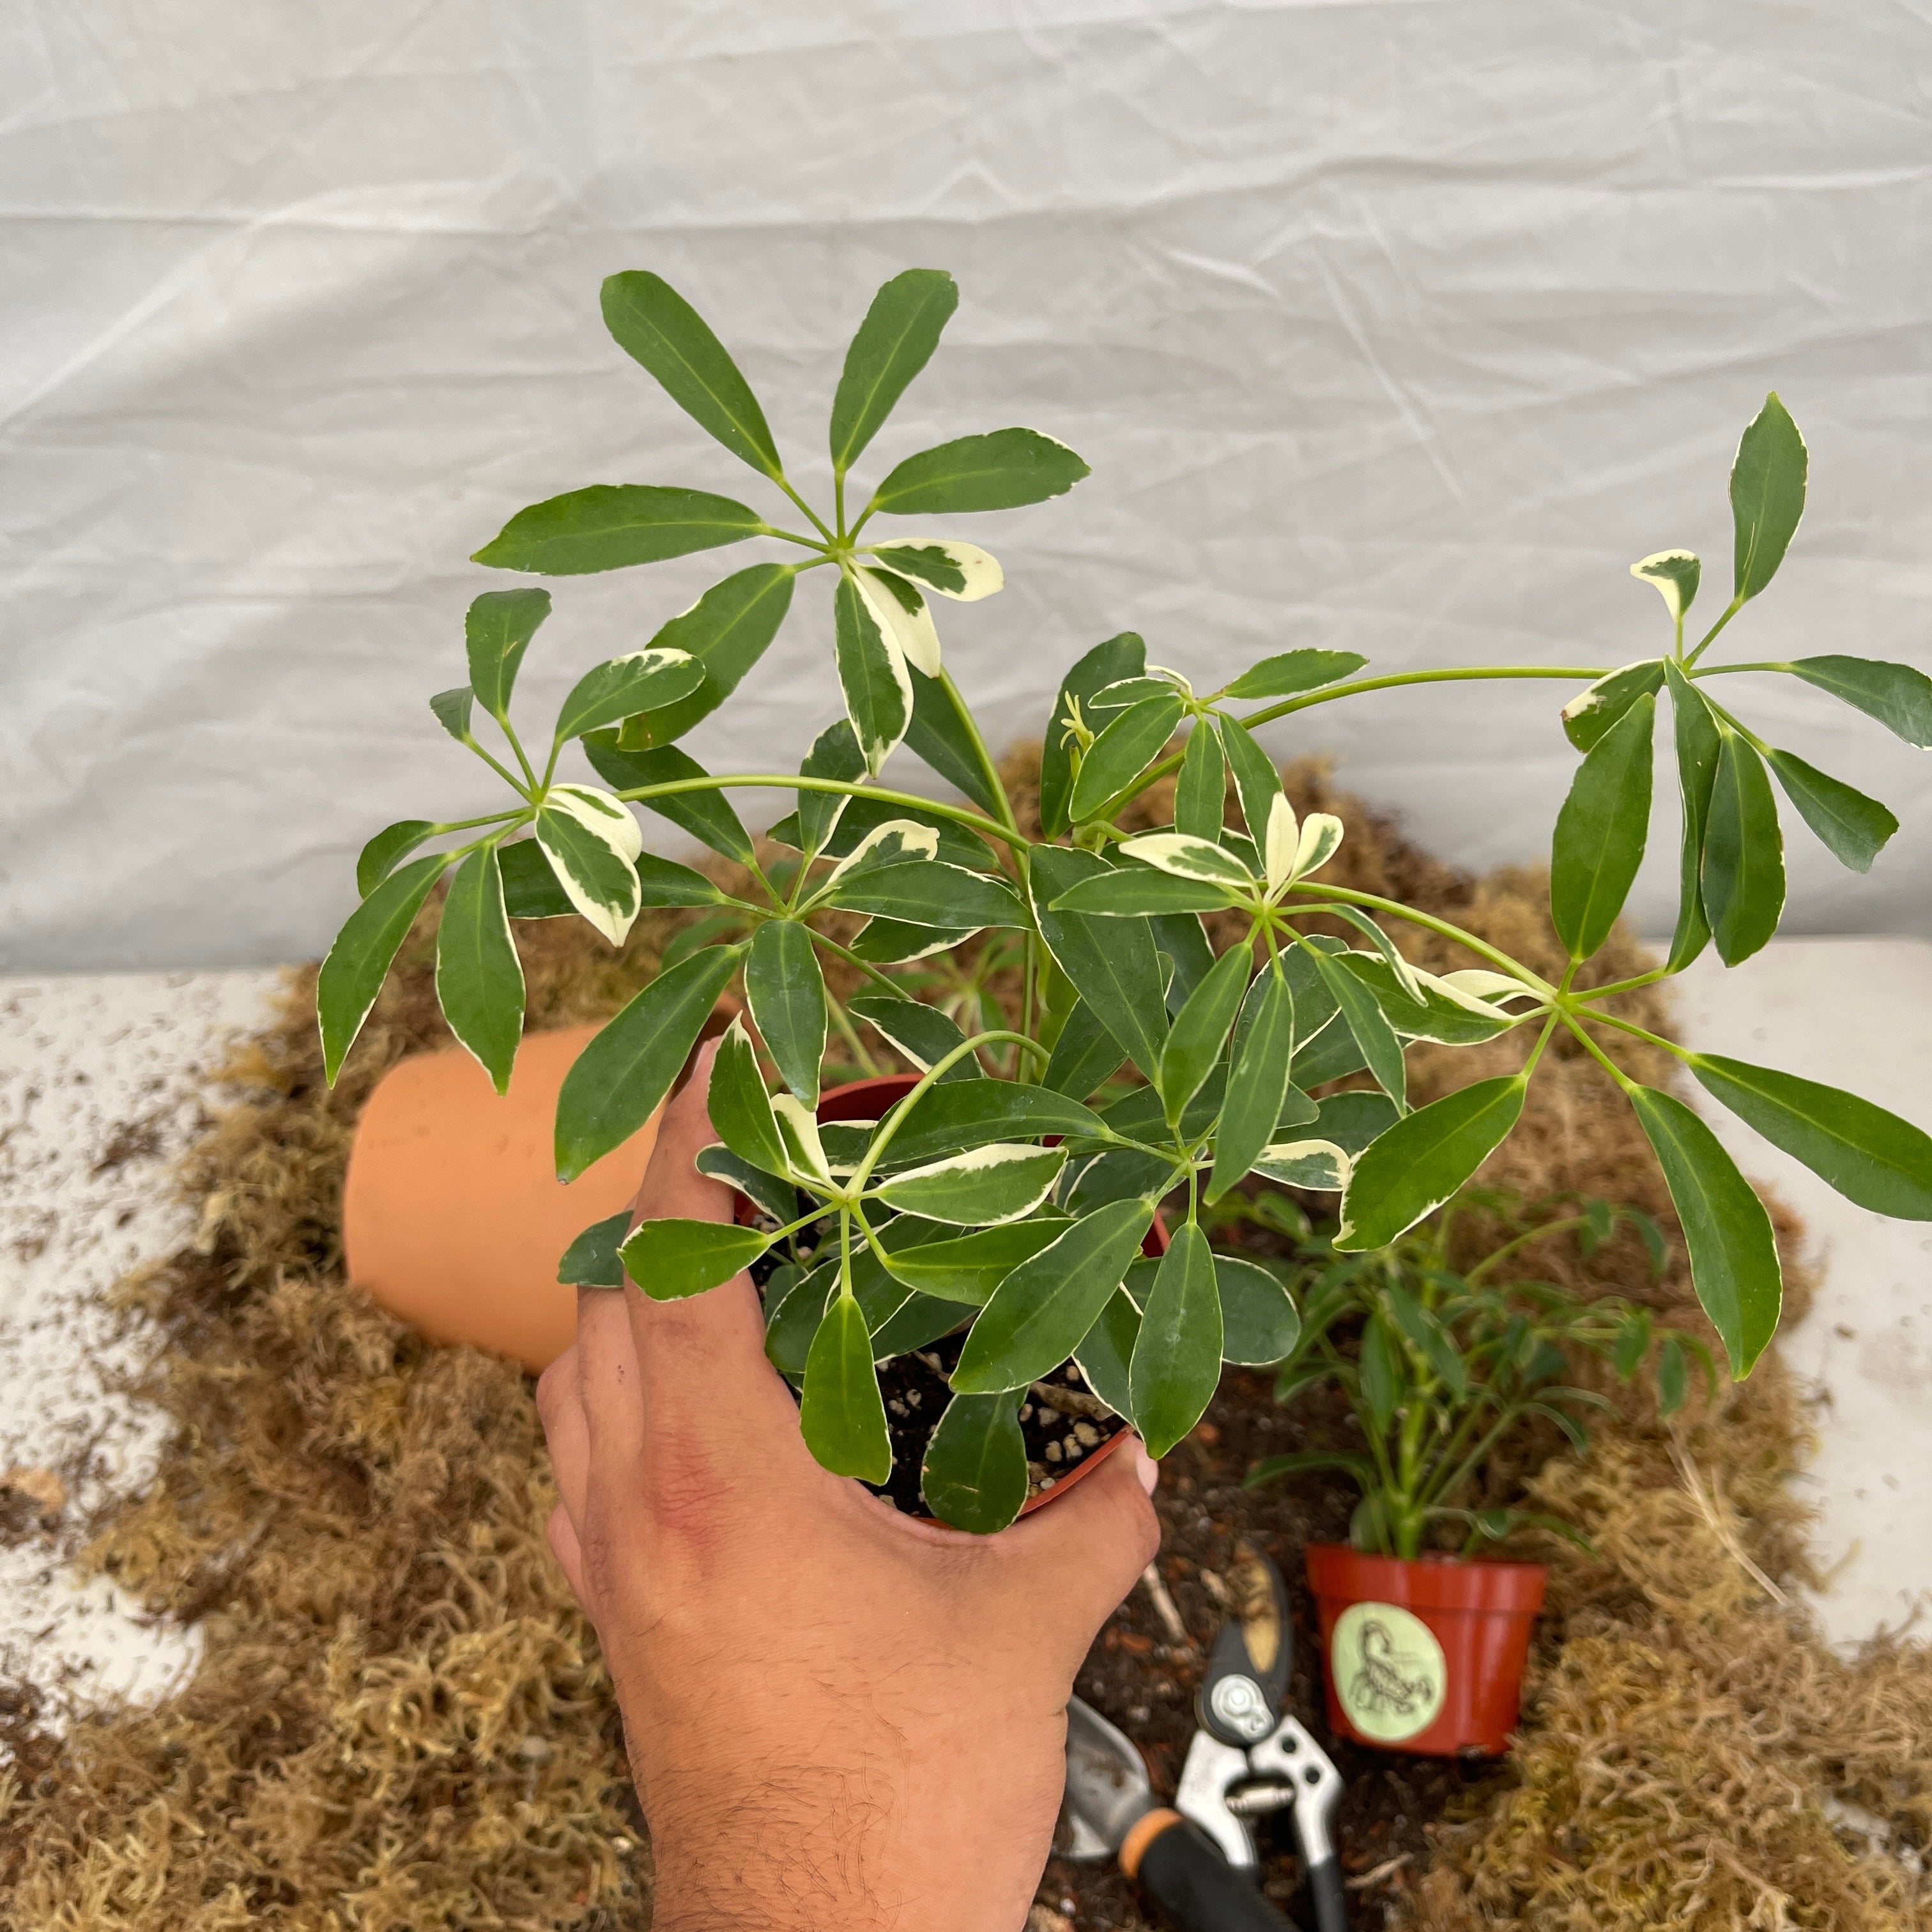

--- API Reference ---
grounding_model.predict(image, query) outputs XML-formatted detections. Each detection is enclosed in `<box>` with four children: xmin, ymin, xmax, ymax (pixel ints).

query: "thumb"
<box><xmin>998</xmin><ymin>1434</ymin><xmax>1161</xmax><ymax>1637</ymax></box>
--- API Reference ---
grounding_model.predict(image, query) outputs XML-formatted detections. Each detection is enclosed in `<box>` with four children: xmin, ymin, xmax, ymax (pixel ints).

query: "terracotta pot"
<box><xmin>342</xmin><ymin>1025</ymin><xmax>664</xmax><ymax>1374</ymax></box>
<box><xmin>789</xmin><ymin>1072</ymin><xmax>1166</xmax><ymax>1519</ymax></box>
<box><xmin>1304</xmin><ymin>1542</ymin><xmax>1546</xmax><ymax>1756</ymax></box>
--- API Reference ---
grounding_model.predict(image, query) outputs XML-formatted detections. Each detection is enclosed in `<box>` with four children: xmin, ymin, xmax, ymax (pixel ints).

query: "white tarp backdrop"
<box><xmin>5</xmin><ymin>1</ymin><xmax>1930</xmax><ymax>974</ymax></box>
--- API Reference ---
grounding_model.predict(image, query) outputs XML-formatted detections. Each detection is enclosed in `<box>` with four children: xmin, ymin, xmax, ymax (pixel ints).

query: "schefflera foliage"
<box><xmin>321</xmin><ymin>272</ymin><xmax>1932</xmax><ymax>1533</ymax></box>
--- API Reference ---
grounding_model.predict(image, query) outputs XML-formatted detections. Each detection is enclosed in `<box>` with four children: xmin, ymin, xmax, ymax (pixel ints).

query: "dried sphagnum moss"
<box><xmin>3</xmin><ymin>755</ymin><xmax>1927</xmax><ymax>1931</ymax></box>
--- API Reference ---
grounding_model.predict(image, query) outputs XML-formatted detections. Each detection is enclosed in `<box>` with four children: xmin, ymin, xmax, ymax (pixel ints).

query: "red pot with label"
<box><xmin>778</xmin><ymin>1073</ymin><xmax>1165</xmax><ymax>1519</ymax></box>
<box><xmin>1304</xmin><ymin>1543</ymin><xmax>1546</xmax><ymax>1756</ymax></box>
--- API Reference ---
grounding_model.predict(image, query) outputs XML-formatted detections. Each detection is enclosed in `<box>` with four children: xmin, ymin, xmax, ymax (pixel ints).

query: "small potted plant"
<box><xmin>322</xmin><ymin>265</ymin><xmax>1932</xmax><ymax>1532</ymax></box>
<box><xmin>1238</xmin><ymin>1186</ymin><xmax>1706</xmax><ymax>1754</ymax></box>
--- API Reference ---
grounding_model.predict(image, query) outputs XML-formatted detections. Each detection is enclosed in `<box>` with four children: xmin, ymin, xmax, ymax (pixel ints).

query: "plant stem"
<box><xmin>808</xmin><ymin>930</ymin><xmax>914</xmax><ymax>999</ymax></box>
<box><xmin>1683</xmin><ymin>594</ymin><xmax>1744</xmax><ymax>668</ymax></box>
<box><xmin>1690</xmin><ymin>661</ymin><xmax>1795</xmax><ymax>677</ymax></box>
<box><xmin>939</xmin><ymin>666</ymin><xmax>1020</xmax><ymax>834</ymax></box>
<box><xmin>825</xmin><ymin>997</ymin><xmax>882</xmax><ymax>1077</ymax></box>
<box><xmin>1463</xmin><ymin>1215</ymin><xmax>1593</xmax><ymax>1287</ymax></box>
<box><xmin>1583</xmin><ymin>1007</ymin><xmax>1694</xmax><ymax>1061</ymax></box>
<box><xmin>610</xmin><ymin>773</ymin><xmax>1027</xmax><ymax>853</ymax></box>
<box><xmin>774</xmin><ymin>479</ymin><xmax>837</xmax><ymax>546</ymax></box>
<box><xmin>1561</xmin><ymin>1013</ymin><xmax>1640</xmax><ymax>1093</ymax></box>
<box><xmin>1284</xmin><ymin>882</ymin><xmax>1558</xmax><ymax>993</ymax></box>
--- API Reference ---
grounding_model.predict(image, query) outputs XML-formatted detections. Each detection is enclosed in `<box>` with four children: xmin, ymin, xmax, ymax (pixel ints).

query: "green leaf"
<box><xmin>430</xmin><ymin>687</ymin><xmax>474</xmax><ymax>742</ymax></box>
<box><xmin>1216</xmin><ymin>1254</ymin><xmax>1300</xmax><ymax>1366</ymax></box>
<box><xmin>464</xmin><ymin>586</ymin><xmax>551</xmax><ymax>720</ymax></box>
<box><xmin>1613</xmin><ymin>1308</ymin><xmax>1653</xmax><ymax>1380</ymax></box>
<box><xmin>1068</xmin><ymin>693</ymin><xmax>1186</xmax><ymax>824</ymax></box>
<box><xmin>1765</xmin><ymin>749</ymin><xmax>1897</xmax><ymax>874</ymax></box>
<box><xmin>773</xmin><ymin>790</ymin><xmax>989</xmax><ymax>872</ymax></box>
<box><xmin>868</xmin><ymin>427</ymin><xmax>1089</xmax><ymax>517</ymax></box>
<box><xmin>1250</xmin><ymin>1140</ymin><xmax>1350</xmax><ymax>1191</ymax></box>
<box><xmin>1333</xmin><ymin>954</ymin><xmax>1518</xmax><ymax>1046</ymax></box>
<box><xmin>1040</xmin><ymin>634</ymin><xmax>1144</xmax><ymax>837</ymax></box>
<box><xmin>1151</xmin><ymin>913</ymin><xmax>1218</xmax><ymax>1015</ymax></box>
<box><xmin>1116</xmin><ymin>832</ymin><xmax>1253</xmax><ymax>889</ymax></box>
<box><xmin>1703</xmin><ymin>730</ymin><xmax>1785</xmax><ymax>965</ymax></box>
<box><xmin>878</xmin><ymin>1216</ymin><xmax>1072</xmax><ymax>1304</ymax></box>
<box><xmin>951</xmin><ymin>1198</ymin><xmax>1156</xmax><ymax>1394</ymax></box>
<box><xmin>919</xmin><ymin>1389</ymin><xmax>1026</xmax><ymax>1533</ymax></box>
<box><xmin>903</xmin><ymin>662</ymin><xmax>1005</xmax><ymax>818</ymax></box>
<box><xmin>834</xmin><ymin>572</ymin><xmax>913</xmax><ymax>775</ymax></box>
<box><xmin>1628</xmin><ymin>1084</ymin><xmax>1782</xmax><ymax>1376</ymax></box>
<box><xmin>1308</xmin><ymin>944</ymin><xmax>1406</xmax><ymax>1110</ymax></box>
<box><xmin>694</xmin><ymin>1144</ymin><xmax>797</xmax><ymax>1228</ymax></box>
<box><xmin>1549</xmin><ymin>693</ymin><xmax>1655</xmax><ymax>962</ymax></box>
<box><xmin>554</xmin><ymin>649</ymin><xmax>705</xmax><ymax>744</ymax></box>
<box><xmin>708</xmin><ymin>1015</ymin><xmax>790</xmax><ymax>1179</ymax></box>
<box><xmin>786</xmin><ymin>717</ymin><xmax>867</xmax><ymax>859</ymax></box>
<box><xmin>885</xmin><ymin>1082</ymin><xmax>1106</xmax><ymax>1168</ymax></box>
<box><xmin>830</xmin><ymin>268</ymin><xmax>958</xmax><ymax>474</ymax></box>
<box><xmin>1215</xmin><ymin>714</ymin><xmax>1282</xmax><ymax>847</ymax></box>
<box><xmin>600</xmin><ymin>270</ymin><xmax>783</xmax><ymax>479</ymax></box>
<box><xmin>801</xmin><ymin>1294</ymin><xmax>891</xmax><ymax>1482</ymax></box>
<box><xmin>1093</xmin><ymin>1074</ymin><xmax>1227</xmax><ymax>1152</ymax></box>
<box><xmin>1049</xmin><ymin>866</ymin><xmax>1236</xmax><ymax>917</ymax></box>
<box><xmin>1221</xmin><ymin>649</ymin><xmax>1368</xmax><ymax>702</ymax></box>
<box><xmin>1383</xmin><ymin>1284</ymin><xmax>1466</xmax><ymax>1395</ymax></box>
<box><xmin>1158</xmin><ymin>945</ymin><xmax>1251</xmax><ymax>1128</ymax></box>
<box><xmin>615</xmin><ymin>564</ymin><xmax>797</xmax><ymax>751</ymax></box>
<box><xmin>357</xmin><ymin>820</ymin><xmax>438</xmax><ymax>898</ymax></box>
<box><xmin>1335</xmin><ymin>1075</ymin><xmax>1527</xmax><ymax>1251</ymax></box>
<box><xmin>434</xmin><ymin>847</ymin><xmax>525</xmax><ymax>1094</ymax></box>
<box><xmin>1313</xmin><ymin>1089</ymin><xmax>1400</xmax><ymax>1156</ymax></box>
<box><xmin>744</xmin><ymin>919</ymin><xmax>825</xmax><ymax>1106</ymax></box>
<box><xmin>1041</xmin><ymin>1000</ymin><xmax>1124</xmax><ymax>1102</ymax></box>
<box><xmin>1785</xmin><ymin>656</ymin><xmax>1932</xmax><ymax>748</ymax></box>
<box><xmin>317</xmin><ymin>854</ymin><xmax>448</xmax><ymax>1085</ymax></box>
<box><xmin>1730</xmin><ymin>392</ymin><xmax>1807</xmax><ymax>601</ymax></box>
<box><xmin>582</xmin><ymin>735</ymin><xmax>755</xmax><ymax>865</ymax></box>
<box><xmin>533</xmin><ymin>786</ymin><xmax>643</xmax><ymax>946</ymax></box>
<box><xmin>1657</xmin><ymin>1335</ymin><xmax>1689</xmax><ymax>1416</ymax></box>
<box><xmin>1561</xmin><ymin>659</ymin><xmax>1665</xmax><ymax>754</ymax></box>
<box><xmin>765</xmin><ymin>1262</ymin><xmax>835</xmax><ymax>1377</ymax></box>
<box><xmin>1071</xmin><ymin>1288</ymin><xmax>1141</xmax><ymax>1418</ymax></box>
<box><xmin>1128</xmin><ymin>1223</ymin><xmax>1222</xmax><ymax>1456</ymax></box>
<box><xmin>827</xmin><ymin>860</ymin><xmax>1023</xmax><ymax>929</ymax></box>
<box><xmin>1358</xmin><ymin>1312</ymin><xmax>1401</xmax><ymax>1434</ymax></box>
<box><xmin>1630</xmin><ymin>549</ymin><xmax>1701</xmax><ymax>620</ymax></box>
<box><xmin>1030</xmin><ymin>847</ymin><xmax>1170</xmax><ymax>1081</ymax></box>
<box><xmin>1688</xmin><ymin>1053</ymin><xmax>1932</xmax><ymax>1220</ymax></box>
<box><xmin>556</xmin><ymin>1211</ymin><xmax>629</xmax><ymax>1289</ymax></box>
<box><xmin>872</xmin><ymin>1145</ymin><xmax>1066</xmax><ymax>1227</ymax></box>
<box><xmin>473</xmin><ymin>484</ymin><xmax>765</xmax><ymax>576</ymax></box>
<box><xmin>1174</xmin><ymin>723</ymin><xmax>1227</xmax><ymax>841</ymax></box>
<box><xmin>1209</xmin><ymin>970</ymin><xmax>1294</xmax><ymax>1202</ymax></box>
<box><xmin>502</xmin><ymin>840</ymin><xmax>723</xmax><ymax>921</ymax></box>
<box><xmin>870</xmin><ymin>1289</ymin><xmax>976</xmax><ymax>1360</ymax></box>
<box><xmin>1664</xmin><ymin>662</ymin><xmax>1721</xmax><ymax>973</ymax></box>
<box><xmin>848</xmin><ymin>917</ymin><xmax>979</xmax><ymax>963</ymax></box>
<box><xmin>846</xmin><ymin>993</ymin><xmax>982</xmax><ymax>1083</ymax></box>
<box><xmin>553</xmin><ymin>944</ymin><xmax>743</xmax><ymax>1181</ymax></box>
<box><xmin>618</xmin><ymin>1218</ymin><xmax>770</xmax><ymax>1300</ymax></box>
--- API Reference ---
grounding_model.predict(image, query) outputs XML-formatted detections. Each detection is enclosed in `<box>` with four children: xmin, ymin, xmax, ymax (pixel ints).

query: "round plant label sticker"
<box><xmin>1331</xmin><ymin>1600</ymin><xmax>1446</xmax><ymax>1743</ymax></box>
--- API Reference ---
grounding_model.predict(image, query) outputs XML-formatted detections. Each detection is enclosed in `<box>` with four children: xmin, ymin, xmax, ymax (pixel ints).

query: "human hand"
<box><xmin>536</xmin><ymin>1042</ymin><xmax>1162</xmax><ymax>1932</ymax></box>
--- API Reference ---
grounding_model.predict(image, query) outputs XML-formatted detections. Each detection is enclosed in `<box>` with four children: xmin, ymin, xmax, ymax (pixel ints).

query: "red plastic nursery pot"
<box><xmin>769</xmin><ymin>1071</ymin><xmax>1167</xmax><ymax>1519</ymax></box>
<box><xmin>1304</xmin><ymin>1544</ymin><xmax>1546</xmax><ymax>1757</ymax></box>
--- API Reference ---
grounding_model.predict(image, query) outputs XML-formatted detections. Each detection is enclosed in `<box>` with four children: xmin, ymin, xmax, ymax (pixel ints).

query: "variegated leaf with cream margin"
<box><xmin>1630</xmin><ymin>549</ymin><xmax>1701</xmax><ymax>618</ymax></box>
<box><xmin>816</xmin><ymin>818</ymin><xmax>942</xmax><ymax>894</ymax></box>
<box><xmin>533</xmin><ymin>784</ymin><xmax>644</xmax><ymax>944</ymax></box>
<box><xmin>854</xmin><ymin>565</ymin><xmax>943</xmax><ymax>677</ymax></box>
<box><xmin>865</xmin><ymin>538</ymin><xmax>1003</xmax><ymax>602</ymax></box>
<box><xmin>771</xmin><ymin>1094</ymin><xmax>832</xmax><ymax>1186</ymax></box>
<box><xmin>1250</xmin><ymin>1140</ymin><xmax>1352</xmax><ymax>1192</ymax></box>
<box><xmin>870</xmin><ymin>1143</ymin><xmax>1067</xmax><ymax>1227</ymax></box>
<box><xmin>1117</xmin><ymin>831</ymin><xmax>1254</xmax><ymax>889</ymax></box>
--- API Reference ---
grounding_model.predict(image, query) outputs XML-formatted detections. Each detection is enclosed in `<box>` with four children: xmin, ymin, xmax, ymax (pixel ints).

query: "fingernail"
<box><xmin>1133</xmin><ymin>1441</ymin><xmax>1159</xmax><ymax>1495</ymax></box>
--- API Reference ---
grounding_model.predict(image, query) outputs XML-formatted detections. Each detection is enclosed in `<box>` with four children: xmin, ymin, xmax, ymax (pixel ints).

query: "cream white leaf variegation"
<box><xmin>821</xmin><ymin>818</ymin><xmax>942</xmax><ymax>892</ymax></box>
<box><xmin>866</xmin><ymin>539</ymin><xmax>1004</xmax><ymax>602</ymax></box>
<box><xmin>1439</xmin><ymin>969</ymin><xmax>1539</xmax><ymax>1004</ymax></box>
<box><xmin>1117</xmin><ymin>832</ymin><xmax>1254</xmax><ymax>889</ymax></box>
<box><xmin>871</xmin><ymin>1142</ymin><xmax>1066</xmax><ymax>1227</ymax></box>
<box><xmin>1561</xmin><ymin>659</ymin><xmax>1657</xmax><ymax>734</ymax></box>
<box><xmin>535</xmin><ymin>783</ymin><xmax>644</xmax><ymax>946</ymax></box>
<box><xmin>1264</xmin><ymin>793</ymin><xmax>1298</xmax><ymax>893</ymax></box>
<box><xmin>771</xmin><ymin>1094</ymin><xmax>832</xmax><ymax>1186</ymax></box>
<box><xmin>1629</xmin><ymin>549</ymin><xmax>1701</xmax><ymax>620</ymax></box>
<box><xmin>856</xmin><ymin>567</ymin><xmax>942</xmax><ymax>678</ymax></box>
<box><xmin>1292</xmin><ymin>812</ymin><xmax>1344</xmax><ymax>883</ymax></box>
<box><xmin>1146</xmin><ymin>664</ymin><xmax>1193</xmax><ymax>698</ymax></box>
<box><xmin>1251</xmin><ymin>1139</ymin><xmax>1352</xmax><ymax>1192</ymax></box>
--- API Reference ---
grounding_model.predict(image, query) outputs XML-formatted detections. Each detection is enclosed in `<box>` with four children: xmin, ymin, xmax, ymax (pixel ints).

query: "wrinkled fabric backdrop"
<box><xmin>5</xmin><ymin>1</ymin><xmax>1930</xmax><ymax>972</ymax></box>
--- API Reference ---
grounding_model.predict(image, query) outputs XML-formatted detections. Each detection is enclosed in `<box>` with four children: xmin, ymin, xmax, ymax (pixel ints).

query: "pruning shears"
<box><xmin>1059</xmin><ymin>1548</ymin><xmax>1347</xmax><ymax>1932</ymax></box>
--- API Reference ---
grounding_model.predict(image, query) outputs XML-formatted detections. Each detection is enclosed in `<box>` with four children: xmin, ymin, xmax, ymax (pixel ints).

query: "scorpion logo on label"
<box><xmin>1331</xmin><ymin>1601</ymin><xmax>1446</xmax><ymax>1743</ymax></box>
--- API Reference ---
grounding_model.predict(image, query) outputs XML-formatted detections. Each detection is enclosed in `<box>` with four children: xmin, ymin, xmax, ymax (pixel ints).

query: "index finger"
<box><xmin>617</xmin><ymin>1039</ymin><xmax>806</xmax><ymax>1452</ymax></box>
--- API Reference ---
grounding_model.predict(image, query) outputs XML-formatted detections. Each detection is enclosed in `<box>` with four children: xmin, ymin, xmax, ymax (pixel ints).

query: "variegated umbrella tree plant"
<box><xmin>322</xmin><ymin>269</ymin><xmax>1932</xmax><ymax>1531</ymax></box>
